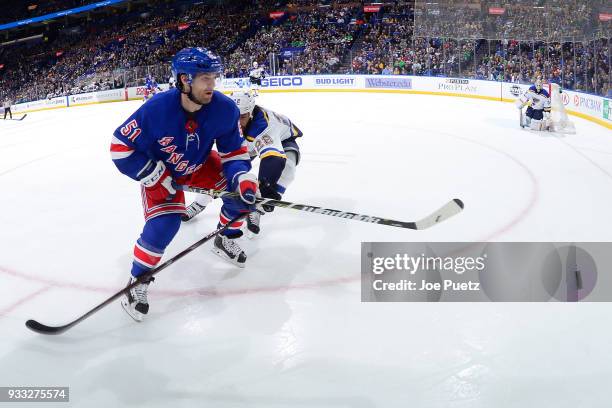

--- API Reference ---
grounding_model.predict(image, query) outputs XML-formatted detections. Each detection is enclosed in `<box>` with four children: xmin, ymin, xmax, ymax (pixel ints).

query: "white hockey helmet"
<box><xmin>253</xmin><ymin>61</ymin><xmax>258</xmax><ymax>68</ymax></box>
<box><xmin>230</xmin><ymin>91</ymin><xmax>256</xmax><ymax>115</ymax></box>
<box><xmin>534</xmin><ymin>77</ymin><xmax>543</xmax><ymax>91</ymax></box>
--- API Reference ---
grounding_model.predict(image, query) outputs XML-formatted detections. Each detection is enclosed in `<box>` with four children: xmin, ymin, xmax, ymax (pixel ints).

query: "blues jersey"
<box><xmin>111</xmin><ymin>88</ymin><xmax>250</xmax><ymax>189</ymax></box>
<box><xmin>249</xmin><ymin>67</ymin><xmax>265</xmax><ymax>80</ymax></box>
<box><xmin>244</xmin><ymin>106</ymin><xmax>302</xmax><ymax>160</ymax></box>
<box><xmin>520</xmin><ymin>86</ymin><xmax>551</xmax><ymax>111</ymax></box>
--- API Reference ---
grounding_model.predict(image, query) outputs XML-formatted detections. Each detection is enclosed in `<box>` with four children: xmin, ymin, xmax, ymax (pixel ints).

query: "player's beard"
<box><xmin>192</xmin><ymin>87</ymin><xmax>213</xmax><ymax>105</ymax></box>
<box><xmin>185</xmin><ymin>85</ymin><xmax>213</xmax><ymax>106</ymax></box>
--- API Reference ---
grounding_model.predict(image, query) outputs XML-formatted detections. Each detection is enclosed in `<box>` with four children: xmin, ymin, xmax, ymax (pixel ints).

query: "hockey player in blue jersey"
<box><xmin>111</xmin><ymin>47</ymin><xmax>258</xmax><ymax>322</ymax></box>
<box><xmin>516</xmin><ymin>78</ymin><xmax>551</xmax><ymax>131</ymax></box>
<box><xmin>183</xmin><ymin>90</ymin><xmax>302</xmax><ymax>237</ymax></box>
<box><xmin>143</xmin><ymin>75</ymin><xmax>160</xmax><ymax>101</ymax></box>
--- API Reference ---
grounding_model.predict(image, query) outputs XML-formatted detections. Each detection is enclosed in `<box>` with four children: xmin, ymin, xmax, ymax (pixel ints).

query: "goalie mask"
<box><xmin>535</xmin><ymin>78</ymin><xmax>543</xmax><ymax>92</ymax></box>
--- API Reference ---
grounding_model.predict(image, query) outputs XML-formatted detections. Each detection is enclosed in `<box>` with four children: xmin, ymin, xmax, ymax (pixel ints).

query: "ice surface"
<box><xmin>1</xmin><ymin>92</ymin><xmax>611</xmax><ymax>407</ymax></box>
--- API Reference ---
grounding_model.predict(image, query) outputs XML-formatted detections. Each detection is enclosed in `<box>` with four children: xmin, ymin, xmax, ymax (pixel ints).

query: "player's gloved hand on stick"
<box><xmin>235</xmin><ymin>173</ymin><xmax>258</xmax><ymax>212</ymax></box>
<box><xmin>140</xmin><ymin>161</ymin><xmax>176</xmax><ymax>201</ymax></box>
<box><xmin>259</xmin><ymin>180</ymin><xmax>281</xmax><ymax>213</ymax></box>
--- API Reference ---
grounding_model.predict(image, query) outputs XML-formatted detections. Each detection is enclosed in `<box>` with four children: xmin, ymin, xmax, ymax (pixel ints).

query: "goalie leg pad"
<box><xmin>530</xmin><ymin>119</ymin><xmax>546</xmax><ymax>131</ymax></box>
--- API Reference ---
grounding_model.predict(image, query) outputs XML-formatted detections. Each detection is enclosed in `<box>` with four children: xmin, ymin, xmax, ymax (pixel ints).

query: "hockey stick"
<box><xmin>25</xmin><ymin>214</ymin><xmax>245</xmax><ymax>335</ymax></box>
<box><xmin>2</xmin><ymin>114</ymin><xmax>27</xmax><ymax>121</ymax></box>
<box><xmin>178</xmin><ymin>185</ymin><xmax>464</xmax><ymax>230</ymax></box>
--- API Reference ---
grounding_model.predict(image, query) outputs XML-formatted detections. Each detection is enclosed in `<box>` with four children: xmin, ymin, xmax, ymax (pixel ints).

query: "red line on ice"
<box><xmin>0</xmin><ymin>286</ymin><xmax>51</xmax><ymax>316</ymax></box>
<box><xmin>0</xmin><ymin>264</ymin><xmax>358</xmax><ymax>300</ymax></box>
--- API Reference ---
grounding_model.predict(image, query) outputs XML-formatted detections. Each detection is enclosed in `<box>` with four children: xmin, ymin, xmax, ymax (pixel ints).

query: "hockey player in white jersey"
<box><xmin>233</xmin><ymin>90</ymin><xmax>301</xmax><ymax>236</ymax></box>
<box><xmin>516</xmin><ymin>78</ymin><xmax>551</xmax><ymax>131</ymax></box>
<box><xmin>183</xmin><ymin>90</ymin><xmax>302</xmax><ymax>238</ymax></box>
<box><xmin>248</xmin><ymin>61</ymin><xmax>265</xmax><ymax>96</ymax></box>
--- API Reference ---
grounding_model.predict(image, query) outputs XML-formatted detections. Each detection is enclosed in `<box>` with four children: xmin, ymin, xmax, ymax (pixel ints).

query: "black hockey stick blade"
<box><xmin>3</xmin><ymin>114</ymin><xmax>27</xmax><ymax>121</ymax></box>
<box><xmin>25</xmin><ymin>285</ymin><xmax>129</xmax><ymax>335</ymax></box>
<box><xmin>178</xmin><ymin>185</ymin><xmax>464</xmax><ymax>230</ymax></box>
<box><xmin>26</xmin><ymin>319</ymin><xmax>72</xmax><ymax>335</ymax></box>
<box><xmin>25</xmin><ymin>215</ymin><xmax>244</xmax><ymax>335</ymax></box>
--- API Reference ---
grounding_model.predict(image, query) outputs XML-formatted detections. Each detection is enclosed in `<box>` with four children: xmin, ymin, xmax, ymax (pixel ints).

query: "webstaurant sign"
<box><xmin>365</xmin><ymin>77</ymin><xmax>412</xmax><ymax>89</ymax></box>
<box><xmin>69</xmin><ymin>93</ymin><xmax>96</xmax><ymax>105</ymax></box>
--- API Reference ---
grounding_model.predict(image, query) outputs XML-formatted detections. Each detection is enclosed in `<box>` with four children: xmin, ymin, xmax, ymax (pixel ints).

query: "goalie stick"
<box><xmin>178</xmin><ymin>185</ymin><xmax>464</xmax><ymax>230</ymax></box>
<box><xmin>25</xmin><ymin>214</ymin><xmax>245</xmax><ymax>335</ymax></box>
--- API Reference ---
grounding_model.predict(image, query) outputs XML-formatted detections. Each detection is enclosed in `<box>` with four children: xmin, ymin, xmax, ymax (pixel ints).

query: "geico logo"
<box><xmin>262</xmin><ymin>77</ymin><xmax>302</xmax><ymax>87</ymax></box>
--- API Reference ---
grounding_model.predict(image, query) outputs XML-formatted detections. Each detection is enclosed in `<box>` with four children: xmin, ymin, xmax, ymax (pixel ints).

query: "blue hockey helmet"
<box><xmin>171</xmin><ymin>47</ymin><xmax>223</xmax><ymax>85</ymax></box>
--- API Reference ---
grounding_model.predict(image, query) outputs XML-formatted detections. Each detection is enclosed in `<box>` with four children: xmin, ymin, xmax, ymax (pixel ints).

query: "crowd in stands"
<box><xmin>225</xmin><ymin>5</ymin><xmax>360</xmax><ymax>77</ymax></box>
<box><xmin>0</xmin><ymin>0</ymin><xmax>266</xmax><ymax>102</ymax></box>
<box><xmin>0</xmin><ymin>0</ymin><xmax>91</xmax><ymax>25</ymax></box>
<box><xmin>414</xmin><ymin>0</ymin><xmax>607</xmax><ymax>41</ymax></box>
<box><xmin>474</xmin><ymin>38</ymin><xmax>610</xmax><ymax>96</ymax></box>
<box><xmin>0</xmin><ymin>0</ymin><xmax>610</xmax><ymax>104</ymax></box>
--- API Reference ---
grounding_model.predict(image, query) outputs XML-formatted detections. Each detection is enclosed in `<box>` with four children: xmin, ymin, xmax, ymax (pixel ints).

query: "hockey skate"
<box><xmin>181</xmin><ymin>201</ymin><xmax>207</xmax><ymax>222</ymax></box>
<box><xmin>121</xmin><ymin>276</ymin><xmax>154</xmax><ymax>322</ymax></box>
<box><xmin>246</xmin><ymin>210</ymin><xmax>261</xmax><ymax>238</ymax></box>
<box><xmin>212</xmin><ymin>234</ymin><xmax>246</xmax><ymax>267</ymax></box>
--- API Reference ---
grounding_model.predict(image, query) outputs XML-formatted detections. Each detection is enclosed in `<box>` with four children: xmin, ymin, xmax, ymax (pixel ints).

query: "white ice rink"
<box><xmin>1</xmin><ymin>91</ymin><xmax>611</xmax><ymax>407</ymax></box>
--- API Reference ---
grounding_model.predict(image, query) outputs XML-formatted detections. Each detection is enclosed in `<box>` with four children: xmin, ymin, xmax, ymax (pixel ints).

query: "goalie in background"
<box><xmin>516</xmin><ymin>78</ymin><xmax>551</xmax><ymax>131</ymax></box>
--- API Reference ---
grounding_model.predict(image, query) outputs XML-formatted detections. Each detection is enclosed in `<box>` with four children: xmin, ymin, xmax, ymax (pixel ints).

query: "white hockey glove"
<box><xmin>515</xmin><ymin>99</ymin><xmax>525</xmax><ymax>109</ymax></box>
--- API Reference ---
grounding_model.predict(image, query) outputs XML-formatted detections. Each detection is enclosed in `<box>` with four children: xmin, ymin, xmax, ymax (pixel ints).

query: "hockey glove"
<box><xmin>259</xmin><ymin>180</ymin><xmax>281</xmax><ymax>212</ymax></box>
<box><xmin>515</xmin><ymin>99</ymin><xmax>525</xmax><ymax>109</ymax></box>
<box><xmin>140</xmin><ymin>161</ymin><xmax>176</xmax><ymax>201</ymax></box>
<box><xmin>236</xmin><ymin>173</ymin><xmax>258</xmax><ymax>212</ymax></box>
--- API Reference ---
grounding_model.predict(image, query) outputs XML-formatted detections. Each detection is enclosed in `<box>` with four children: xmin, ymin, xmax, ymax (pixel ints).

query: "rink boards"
<box><xmin>8</xmin><ymin>75</ymin><xmax>611</xmax><ymax>130</ymax></box>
